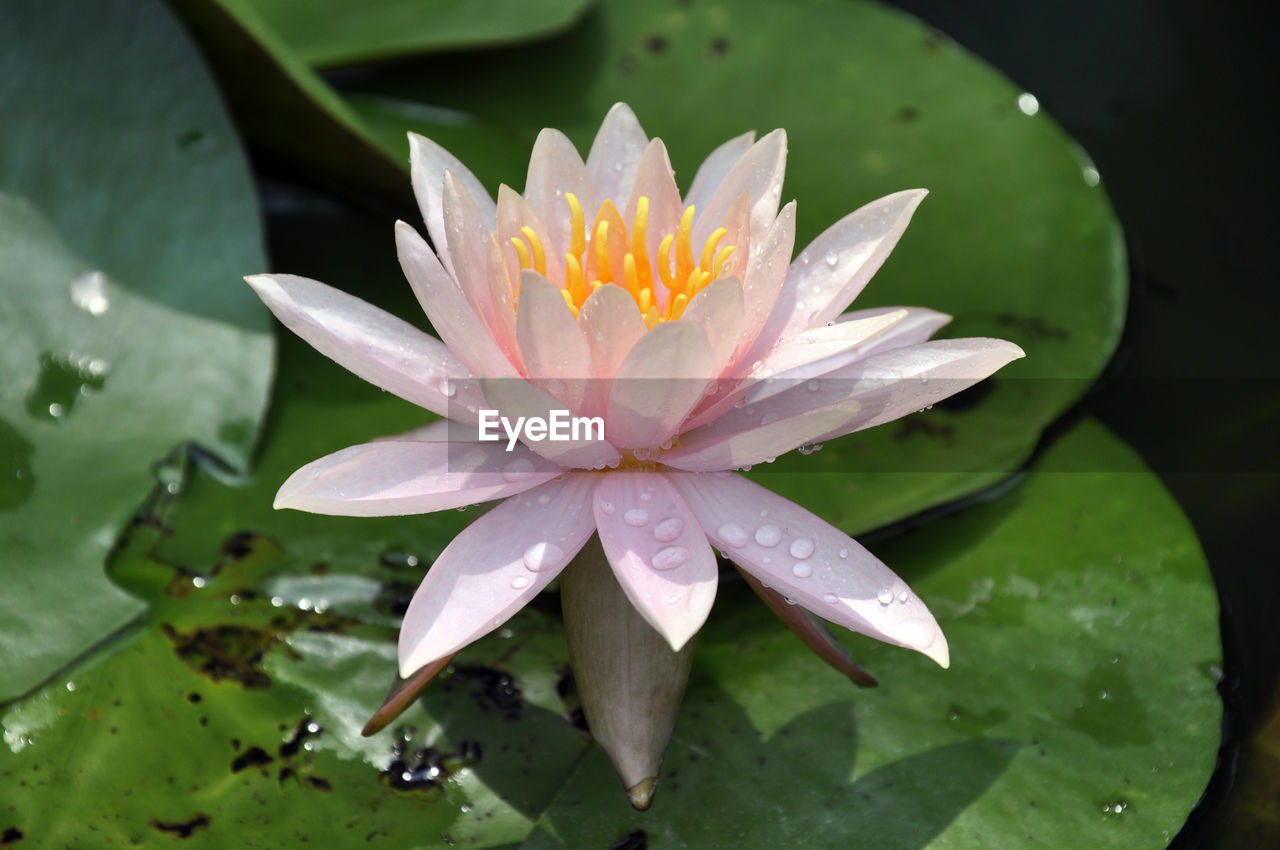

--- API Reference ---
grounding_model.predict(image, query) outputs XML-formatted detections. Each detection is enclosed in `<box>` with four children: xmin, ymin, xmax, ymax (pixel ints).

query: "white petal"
<box><xmin>442</xmin><ymin>173</ymin><xmax>520</xmax><ymax>365</ymax></box>
<box><xmin>684</xmin><ymin>130</ymin><xmax>755</xmax><ymax>212</ymax></box>
<box><xmin>593</xmin><ymin>472</ymin><xmax>717</xmax><ymax>651</ymax></box>
<box><xmin>515</xmin><ymin>271</ymin><xmax>593</xmax><ymax>413</ymax></box>
<box><xmin>409</xmin><ymin>133</ymin><xmax>496</xmax><ymax>278</ymax></box>
<box><xmin>661</xmin><ymin>402</ymin><xmax>855</xmax><ymax>472</ymax></box>
<box><xmin>395</xmin><ymin>222</ymin><xmax>519</xmax><ymax>379</ymax></box>
<box><xmin>525</xmin><ymin>128</ymin><xmax>597</xmax><ymax>263</ymax></box>
<box><xmin>671</xmin><ymin>472</ymin><xmax>949</xmax><ymax>667</ymax></box>
<box><xmin>693</xmin><ymin>129</ymin><xmax>786</xmax><ymax>249</ymax></box>
<box><xmin>735</xmin><ymin>200</ymin><xmax>796</xmax><ymax>363</ymax></box>
<box><xmin>587</xmin><ymin>103</ymin><xmax>649</xmax><ymax>208</ymax></box>
<box><xmin>679</xmin><ymin>276</ymin><xmax>744</xmax><ymax>376</ymax></box>
<box><xmin>275</xmin><ymin>440</ymin><xmax>561</xmax><ymax>516</ymax></box>
<box><xmin>246</xmin><ymin>273</ymin><xmax>477</xmax><ymax>420</ymax></box>
<box><xmin>623</xmin><ymin>139</ymin><xmax>684</xmax><ymax>283</ymax></box>
<box><xmin>578</xmin><ymin>283</ymin><xmax>648</xmax><ymax>411</ymax></box>
<box><xmin>398</xmin><ymin>474</ymin><xmax>596</xmax><ymax>676</ymax></box>
<box><xmin>605</xmin><ymin>322</ymin><xmax>714</xmax><ymax>449</ymax></box>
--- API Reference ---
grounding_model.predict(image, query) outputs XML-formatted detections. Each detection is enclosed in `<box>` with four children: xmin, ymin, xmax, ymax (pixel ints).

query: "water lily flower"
<box><xmin>246</xmin><ymin>103</ymin><xmax>1023</xmax><ymax>808</ymax></box>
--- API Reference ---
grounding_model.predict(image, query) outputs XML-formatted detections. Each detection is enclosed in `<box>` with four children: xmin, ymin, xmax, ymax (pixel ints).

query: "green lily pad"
<box><xmin>0</xmin><ymin>0</ymin><xmax>273</xmax><ymax>701</ymax></box>
<box><xmin>244</xmin><ymin>0</ymin><xmax>597</xmax><ymax>68</ymax></box>
<box><xmin>0</xmin><ymin>377</ymin><xmax>1218</xmax><ymax>846</ymax></box>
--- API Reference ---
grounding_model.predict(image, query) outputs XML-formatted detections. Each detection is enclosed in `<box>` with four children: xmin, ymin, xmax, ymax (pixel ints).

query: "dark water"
<box><xmin>883</xmin><ymin>1</ymin><xmax>1280</xmax><ymax>845</ymax></box>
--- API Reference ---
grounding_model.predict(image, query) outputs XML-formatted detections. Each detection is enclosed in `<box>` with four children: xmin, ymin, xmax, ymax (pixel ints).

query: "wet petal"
<box><xmin>623</xmin><ymin>139</ymin><xmax>684</xmax><ymax>278</ymax></box>
<box><xmin>679</xmin><ymin>276</ymin><xmax>744</xmax><ymax>376</ymax></box>
<box><xmin>395</xmin><ymin>221</ymin><xmax>519</xmax><ymax>378</ymax></box>
<box><xmin>661</xmin><ymin>401</ymin><xmax>855</xmax><ymax>471</ymax></box>
<box><xmin>578</xmin><ymin>283</ymin><xmax>648</xmax><ymax>411</ymax></box>
<box><xmin>684</xmin><ymin>130</ymin><xmax>755</xmax><ymax>212</ymax></box>
<box><xmin>525</xmin><ymin>128</ymin><xmax>597</xmax><ymax>263</ymax></box>
<box><xmin>275</xmin><ymin>440</ymin><xmax>560</xmax><ymax>517</ymax></box>
<box><xmin>398</xmin><ymin>474</ymin><xmax>596</xmax><ymax>676</ymax></box>
<box><xmin>593</xmin><ymin>472</ymin><xmax>717</xmax><ymax>651</ymax></box>
<box><xmin>735</xmin><ymin>200</ymin><xmax>796</xmax><ymax>363</ymax></box>
<box><xmin>693</xmin><ymin>129</ymin><xmax>786</xmax><ymax>249</ymax></box>
<box><xmin>481</xmin><ymin>376</ymin><xmax>621</xmax><ymax>469</ymax></box>
<box><xmin>515</xmin><ymin>271</ymin><xmax>594</xmax><ymax>412</ymax></box>
<box><xmin>442</xmin><ymin>173</ymin><xmax>519</xmax><ymax>365</ymax></box>
<box><xmin>246</xmin><ymin>273</ymin><xmax>476</xmax><ymax>420</ymax></box>
<box><xmin>409</xmin><ymin>133</ymin><xmax>496</xmax><ymax>277</ymax></box>
<box><xmin>587</xmin><ymin>103</ymin><xmax>649</xmax><ymax>207</ymax></box>
<box><xmin>605</xmin><ymin>321</ymin><xmax>714</xmax><ymax>449</ymax></box>
<box><xmin>671</xmin><ymin>472</ymin><xmax>949</xmax><ymax>667</ymax></box>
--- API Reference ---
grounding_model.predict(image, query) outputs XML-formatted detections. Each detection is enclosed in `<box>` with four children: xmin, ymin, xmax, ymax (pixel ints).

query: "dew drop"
<box><xmin>652</xmin><ymin>546</ymin><xmax>689</xmax><ymax>571</ymax></box>
<box><xmin>754</xmin><ymin>524</ymin><xmax>782</xmax><ymax>547</ymax></box>
<box><xmin>501</xmin><ymin>458</ymin><xmax>536</xmax><ymax>483</ymax></box>
<box><xmin>783</xmin><ymin>596</ymin><xmax>797</xmax><ymax>605</ymax></box>
<box><xmin>439</xmin><ymin>378</ymin><xmax>457</xmax><ymax>398</ymax></box>
<box><xmin>898</xmin><ymin>590</ymin><xmax>910</xmax><ymax>603</ymax></box>
<box><xmin>792</xmin><ymin>561</ymin><xmax>813</xmax><ymax>578</ymax></box>
<box><xmin>839</xmin><ymin>548</ymin><xmax>849</xmax><ymax>559</ymax></box>
<box><xmin>599</xmin><ymin>500</ymin><xmax>616</xmax><ymax>515</ymax></box>
<box><xmin>789</xmin><ymin>537</ymin><xmax>815</xmax><ymax>559</ymax></box>
<box><xmin>510</xmin><ymin>575</ymin><xmax>530</xmax><ymax>589</ymax></box>
<box><xmin>536</xmin><ymin>493</ymin><xmax>551</xmax><ymax>505</ymax></box>
<box><xmin>69</xmin><ymin>270</ymin><xmax>110</xmax><ymax>315</ymax></box>
<box><xmin>666</xmin><ymin>594</ymin><xmax>679</xmax><ymax>605</ymax></box>
<box><xmin>877</xmin><ymin>588</ymin><xmax>894</xmax><ymax>605</ymax></box>
<box><xmin>718</xmin><ymin>523</ymin><xmax>749</xmax><ymax>548</ymax></box>
<box><xmin>653</xmin><ymin>517</ymin><xmax>684</xmax><ymax>542</ymax></box>
<box><xmin>623</xmin><ymin>508</ymin><xmax>650</xmax><ymax>527</ymax></box>
<box><xmin>523</xmin><ymin>541</ymin><xmax>563</xmax><ymax>572</ymax></box>
<box><xmin>824</xmin><ymin>250</ymin><xmax>838</xmax><ymax>268</ymax></box>
<box><xmin>822</xmin><ymin>592</ymin><xmax>839</xmax><ymax>604</ymax></box>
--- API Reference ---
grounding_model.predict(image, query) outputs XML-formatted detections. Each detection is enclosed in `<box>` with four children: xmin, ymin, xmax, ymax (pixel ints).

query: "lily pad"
<box><xmin>243</xmin><ymin>0</ymin><xmax>597</xmax><ymax>68</ymax></box>
<box><xmin>0</xmin><ymin>0</ymin><xmax>273</xmax><ymax>701</ymax></box>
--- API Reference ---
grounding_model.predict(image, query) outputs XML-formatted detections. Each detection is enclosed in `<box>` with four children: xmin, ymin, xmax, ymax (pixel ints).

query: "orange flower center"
<box><xmin>509</xmin><ymin>194</ymin><xmax>736</xmax><ymax>328</ymax></box>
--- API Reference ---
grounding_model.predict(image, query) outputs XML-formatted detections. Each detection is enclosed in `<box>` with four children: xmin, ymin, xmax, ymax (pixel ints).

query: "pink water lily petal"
<box><xmin>484</xmin><ymin>233</ymin><xmax>522</xmax><ymax>370</ymax></box>
<box><xmin>497</xmin><ymin>185</ymin><xmax>561</xmax><ymax>287</ymax></box>
<box><xmin>442</xmin><ymin>173</ymin><xmax>518</xmax><ymax>364</ymax></box>
<box><xmin>587</xmin><ymin>103</ymin><xmax>648</xmax><ymax>208</ymax></box>
<box><xmin>578</xmin><ymin>283</ymin><xmax>647</xmax><ymax>412</ymax></box>
<box><xmin>693</xmin><ymin>129</ymin><xmax>786</xmax><ymax>249</ymax></box>
<box><xmin>376</xmin><ymin>419</ymin><xmax>455</xmax><ymax>442</ymax></box>
<box><xmin>623</xmin><ymin>139</ymin><xmax>684</xmax><ymax>282</ymax></box>
<box><xmin>398</xmin><ymin>474</ymin><xmax>596</xmax><ymax>676</ymax></box>
<box><xmin>593</xmin><ymin>472</ymin><xmax>717</xmax><ymax>651</ymax></box>
<box><xmin>246</xmin><ymin>274</ymin><xmax>477</xmax><ymax>421</ymax></box>
<box><xmin>680</xmin><ymin>276</ymin><xmax>745</xmax><ymax>376</ymax></box>
<box><xmin>834</xmin><ymin>306</ymin><xmax>953</xmax><ymax>356</ymax></box>
<box><xmin>515</xmin><ymin>271</ymin><xmax>593</xmax><ymax>413</ymax></box>
<box><xmin>605</xmin><ymin>321</ymin><xmax>714</xmax><ymax>449</ymax></box>
<box><xmin>525</xmin><ymin>128</ymin><xmax>597</xmax><ymax>263</ymax></box>
<box><xmin>481</xmin><ymin>376</ymin><xmax>621</xmax><ymax>469</ymax></box>
<box><xmin>734</xmin><ymin>200</ymin><xmax>796</xmax><ymax>362</ymax></box>
<box><xmin>409</xmin><ymin>133</ymin><xmax>496</xmax><ymax>278</ymax></box>
<box><xmin>671</xmin><ymin>472</ymin><xmax>949</xmax><ymax>667</ymax></box>
<box><xmin>684</xmin><ymin>130</ymin><xmax>755</xmax><ymax>213</ymax></box>
<box><xmin>275</xmin><ymin>439</ymin><xmax>561</xmax><ymax>517</ymax></box>
<box><xmin>757</xmin><ymin>189</ymin><xmax>928</xmax><ymax>352</ymax></box>
<box><xmin>395</xmin><ymin>221</ymin><xmax>519</xmax><ymax>379</ymax></box>
<box><xmin>661</xmin><ymin>402</ymin><xmax>855</xmax><ymax>472</ymax></box>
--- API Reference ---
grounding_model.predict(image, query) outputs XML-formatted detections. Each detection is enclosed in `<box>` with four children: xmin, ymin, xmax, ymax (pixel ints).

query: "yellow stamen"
<box><xmin>675</xmin><ymin>205</ymin><xmax>696</xmax><ymax>282</ymax></box>
<box><xmin>565</xmin><ymin>192</ymin><xmax>586</xmax><ymax>258</ymax></box>
<box><xmin>594</xmin><ymin>219</ymin><xmax>612</xmax><ymax>283</ymax></box>
<box><xmin>713</xmin><ymin>245</ymin><xmax>735</xmax><ymax>278</ymax></box>
<box><xmin>510</xmin><ymin>236</ymin><xmax>532</xmax><ymax>270</ymax></box>
<box><xmin>565</xmin><ymin>254</ymin><xmax>587</xmax><ymax>304</ymax></box>
<box><xmin>623</xmin><ymin>253</ymin><xmax>640</xmax><ymax>295</ymax></box>
<box><xmin>637</xmin><ymin>287</ymin><xmax>652</xmax><ymax>315</ymax></box>
<box><xmin>643</xmin><ymin>306</ymin><xmax>660</xmax><ymax>329</ymax></box>
<box><xmin>632</xmin><ymin>197</ymin><xmax>650</xmax><ymax>280</ymax></box>
<box><xmin>700</xmin><ymin>228</ymin><xmax>728</xmax><ymax>274</ymax></box>
<box><xmin>656</xmin><ymin>234</ymin><xmax>676</xmax><ymax>290</ymax></box>
<box><xmin>669</xmin><ymin>292</ymin><xmax>689</xmax><ymax>320</ymax></box>
<box><xmin>520</xmin><ymin>226</ymin><xmax>546</xmax><ymax>276</ymax></box>
<box><xmin>560</xmin><ymin>288</ymin><xmax>579</xmax><ymax>317</ymax></box>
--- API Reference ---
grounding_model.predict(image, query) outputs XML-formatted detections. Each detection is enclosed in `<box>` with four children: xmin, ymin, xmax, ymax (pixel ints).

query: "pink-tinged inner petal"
<box><xmin>683</xmin><ymin>130</ymin><xmax>756</xmax><ymax>214</ymax></box>
<box><xmin>578</xmin><ymin>283</ymin><xmax>648</xmax><ymax>409</ymax></box>
<box><xmin>587</xmin><ymin>103</ymin><xmax>649</xmax><ymax>208</ymax></box>
<box><xmin>693</xmin><ymin>129</ymin><xmax>787</xmax><ymax>249</ymax></box>
<box><xmin>622</xmin><ymin>139</ymin><xmax>684</xmax><ymax>287</ymax></box>
<box><xmin>515</xmin><ymin>271</ymin><xmax>594</xmax><ymax>414</ymax></box>
<box><xmin>409</xmin><ymin>133</ymin><xmax>496</xmax><ymax>279</ymax></box>
<box><xmin>481</xmin><ymin>377</ymin><xmax>621</xmax><ymax>469</ymax></box>
<box><xmin>733</xmin><ymin>200</ymin><xmax>796</xmax><ymax>363</ymax></box>
<box><xmin>593</xmin><ymin>471</ymin><xmax>717</xmax><ymax>651</ymax></box>
<box><xmin>679</xmin><ymin>276</ymin><xmax>745</xmax><ymax>377</ymax></box>
<box><xmin>605</xmin><ymin>321</ymin><xmax>714</xmax><ymax>449</ymax></box>
<box><xmin>497</xmin><ymin>185</ymin><xmax>561</xmax><ymax>287</ymax></box>
<box><xmin>661</xmin><ymin>402</ymin><xmax>856</xmax><ymax>472</ymax></box>
<box><xmin>245</xmin><ymin>274</ymin><xmax>478</xmax><ymax>421</ymax></box>
<box><xmin>670</xmin><ymin>471</ymin><xmax>949</xmax><ymax>667</ymax></box>
<box><xmin>398</xmin><ymin>474</ymin><xmax>596</xmax><ymax>677</ymax></box>
<box><xmin>525</xmin><ymin>128</ymin><xmax>598</xmax><ymax>264</ymax></box>
<box><xmin>275</xmin><ymin>440</ymin><xmax>561</xmax><ymax>517</ymax></box>
<box><xmin>756</xmin><ymin>189</ymin><xmax>928</xmax><ymax>354</ymax></box>
<box><xmin>395</xmin><ymin>222</ymin><xmax>520</xmax><ymax>379</ymax></box>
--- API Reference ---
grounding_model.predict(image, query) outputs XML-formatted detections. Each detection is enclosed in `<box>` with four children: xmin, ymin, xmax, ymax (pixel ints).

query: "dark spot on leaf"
<box><xmin>610</xmin><ymin>828</ymin><xmax>648</xmax><ymax>850</ymax></box>
<box><xmin>893</xmin><ymin>418</ymin><xmax>955</xmax><ymax>442</ymax></box>
<box><xmin>230</xmin><ymin>738</ymin><xmax>241</xmax><ymax>750</ymax></box>
<box><xmin>374</xmin><ymin>581</ymin><xmax>417</xmax><ymax>618</ymax></box>
<box><xmin>381</xmin><ymin>727</ymin><xmax>480</xmax><ymax>794</ymax></box>
<box><xmin>996</xmin><ymin>313</ymin><xmax>1069</xmax><ymax>341</ymax></box>
<box><xmin>23</xmin><ymin>352</ymin><xmax>107</xmax><ymax>424</ymax></box>
<box><xmin>895</xmin><ymin>106</ymin><xmax>920</xmax><ymax>123</ymax></box>
<box><xmin>279</xmin><ymin>718</ymin><xmax>324</xmax><ymax>759</ymax></box>
<box><xmin>304</xmin><ymin>776</ymin><xmax>333</xmax><ymax>792</ymax></box>
<box><xmin>452</xmin><ymin>665</ymin><xmax>523</xmax><ymax>720</ymax></box>
<box><xmin>186</xmin><ymin>692</ymin><xmax>201</xmax><ymax>704</ymax></box>
<box><xmin>220</xmin><ymin>531</ymin><xmax>258</xmax><ymax>561</ymax></box>
<box><xmin>150</xmin><ymin>813</ymin><xmax>211</xmax><ymax>838</ymax></box>
<box><xmin>458</xmin><ymin>739</ymin><xmax>483</xmax><ymax>764</ymax></box>
<box><xmin>176</xmin><ymin>129</ymin><xmax>206</xmax><ymax>150</ymax></box>
<box><xmin>0</xmin><ymin>417</ymin><xmax>35</xmax><ymax>511</ymax></box>
<box><xmin>231</xmin><ymin>747</ymin><xmax>273</xmax><ymax>773</ymax></box>
<box><xmin>278</xmin><ymin>766</ymin><xmax>295</xmax><ymax>783</ymax></box>
<box><xmin>644</xmin><ymin>35</ymin><xmax>667</xmax><ymax>54</ymax></box>
<box><xmin>309</xmin><ymin>561</ymin><xmax>329</xmax><ymax>575</ymax></box>
<box><xmin>706</xmin><ymin>36</ymin><xmax>730</xmax><ymax>58</ymax></box>
<box><xmin>162</xmin><ymin>622</ymin><xmax>280</xmax><ymax>688</ymax></box>
<box><xmin>619</xmin><ymin>53</ymin><xmax>639</xmax><ymax>74</ymax></box>
<box><xmin>568</xmin><ymin>707</ymin><xmax>589</xmax><ymax>733</ymax></box>
<box><xmin>0</xmin><ymin>827</ymin><xmax>23</xmax><ymax>845</ymax></box>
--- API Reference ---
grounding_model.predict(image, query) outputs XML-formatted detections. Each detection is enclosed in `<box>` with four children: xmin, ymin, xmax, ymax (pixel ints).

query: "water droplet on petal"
<box><xmin>898</xmin><ymin>591</ymin><xmax>909</xmax><ymax>603</ymax></box>
<box><xmin>824</xmin><ymin>250</ymin><xmax>839</xmax><ymax>268</ymax></box>
<box><xmin>822</xmin><ymin>593</ymin><xmax>839</xmax><ymax>604</ymax></box>
<box><xmin>599</xmin><ymin>500</ymin><xmax>616</xmax><ymax>515</ymax></box>
<box><xmin>653</xmin><ymin>518</ymin><xmax>684</xmax><ymax>542</ymax></box>
<box><xmin>502</xmin><ymin>458</ymin><xmax>536</xmax><ymax>483</ymax></box>
<box><xmin>537</xmin><ymin>493</ymin><xmax>551</xmax><ymax>505</ymax></box>
<box><xmin>718</xmin><ymin>523</ymin><xmax>748</xmax><ymax>548</ymax></box>
<box><xmin>439</xmin><ymin>378</ymin><xmax>457</xmax><ymax>398</ymax></box>
<box><xmin>792</xmin><ymin>561</ymin><xmax>813</xmax><ymax>578</ymax></box>
<box><xmin>789</xmin><ymin>537</ymin><xmax>815</xmax><ymax>559</ymax></box>
<box><xmin>839</xmin><ymin>548</ymin><xmax>849</xmax><ymax>559</ymax></box>
<box><xmin>652</xmin><ymin>545</ymin><xmax>689</xmax><ymax>571</ymax></box>
<box><xmin>754</xmin><ymin>524</ymin><xmax>782</xmax><ymax>547</ymax></box>
<box><xmin>623</xmin><ymin>508</ymin><xmax>649</xmax><ymax>527</ymax></box>
<box><xmin>523</xmin><ymin>541</ymin><xmax>563</xmax><ymax>571</ymax></box>
<box><xmin>877</xmin><ymin>588</ymin><xmax>894</xmax><ymax>605</ymax></box>
<box><xmin>510</xmin><ymin>575</ymin><xmax>530</xmax><ymax>589</ymax></box>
